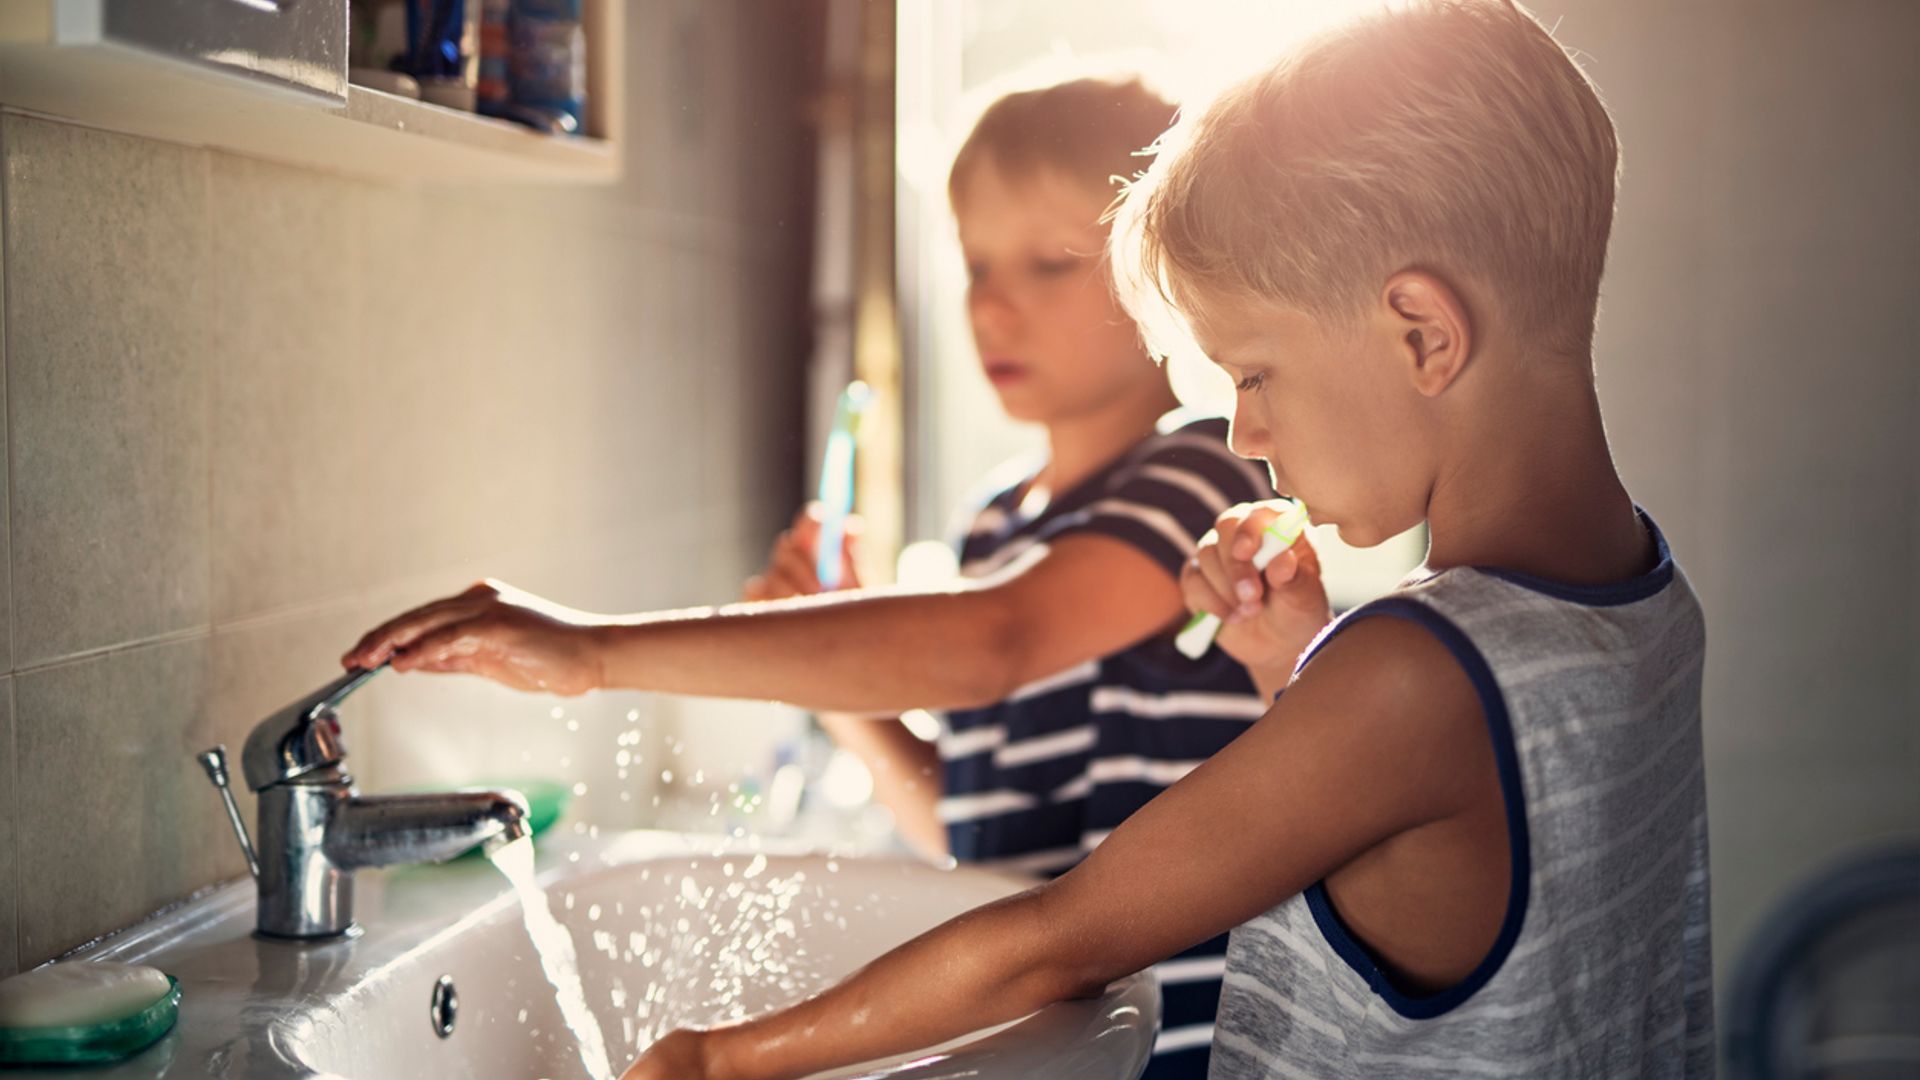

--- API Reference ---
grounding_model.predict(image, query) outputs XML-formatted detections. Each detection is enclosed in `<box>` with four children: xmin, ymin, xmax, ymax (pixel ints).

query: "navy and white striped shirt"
<box><xmin>939</xmin><ymin>413</ymin><xmax>1273</xmax><ymax>1079</ymax></box>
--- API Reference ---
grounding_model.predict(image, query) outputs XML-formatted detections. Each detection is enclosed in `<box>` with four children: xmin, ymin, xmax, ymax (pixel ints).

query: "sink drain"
<box><xmin>429</xmin><ymin>975</ymin><xmax>458</xmax><ymax>1038</ymax></box>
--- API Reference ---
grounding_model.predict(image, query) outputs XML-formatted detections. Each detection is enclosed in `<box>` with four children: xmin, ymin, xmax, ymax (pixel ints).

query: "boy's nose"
<box><xmin>1227</xmin><ymin>415</ymin><xmax>1268</xmax><ymax>462</ymax></box>
<box><xmin>967</xmin><ymin>287</ymin><xmax>1020</xmax><ymax>345</ymax></box>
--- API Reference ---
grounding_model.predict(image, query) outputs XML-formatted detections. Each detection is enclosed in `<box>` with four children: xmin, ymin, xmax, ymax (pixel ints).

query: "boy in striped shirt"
<box><xmin>740</xmin><ymin>74</ymin><xmax>1298</xmax><ymax>1076</ymax></box>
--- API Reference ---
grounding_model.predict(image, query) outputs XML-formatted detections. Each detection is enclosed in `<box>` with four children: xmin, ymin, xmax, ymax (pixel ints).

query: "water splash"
<box><xmin>612</xmin><ymin>863</ymin><xmax>816</xmax><ymax>1051</ymax></box>
<box><xmin>489</xmin><ymin>838</ymin><xmax>616</xmax><ymax>1080</ymax></box>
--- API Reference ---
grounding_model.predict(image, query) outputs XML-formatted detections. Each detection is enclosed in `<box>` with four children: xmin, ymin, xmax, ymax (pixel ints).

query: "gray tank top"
<box><xmin>1211</xmin><ymin>513</ymin><xmax>1714</xmax><ymax>1078</ymax></box>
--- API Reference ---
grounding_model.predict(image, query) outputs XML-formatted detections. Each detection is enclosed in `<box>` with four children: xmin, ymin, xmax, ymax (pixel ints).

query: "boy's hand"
<box><xmin>1181</xmin><ymin>501</ymin><xmax>1333</xmax><ymax>682</ymax></box>
<box><xmin>622</xmin><ymin>1028</ymin><xmax>715</xmax><ymax>1080</ymax></box>
<box><xmin>743</xmin><ymin>502</ymin><xmax>864</xmax><ymax>602</ymax></box>
<box><xmin>340</xmin><ymin>581</ymin><xmax>605</xmax><ymax>696</ymax></box>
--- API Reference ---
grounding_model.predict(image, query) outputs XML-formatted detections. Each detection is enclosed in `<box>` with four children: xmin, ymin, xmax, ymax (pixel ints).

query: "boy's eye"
<box><xmin>1032</xmin><ymin>256</ymin><xmax>1081</xmax><ymax>277</ymax></box>
<box><xmin>1236</xmin><ymin>372</ymin><xmax>1267</xmax><ymax>392</ymax></box>
<box><xmin>966</xmin><ymin>263</ymin><xmax>987</xmax><ymax>283</ymax></box>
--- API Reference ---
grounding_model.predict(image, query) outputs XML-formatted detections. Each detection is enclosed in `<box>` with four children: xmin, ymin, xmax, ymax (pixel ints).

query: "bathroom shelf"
<box><xmin>0</xmin><ymin>1</ymin><xmax>621</xmax><ymax>185</ymax></box>
<box><xmin>332</xmin><ymin>85</ymin><xmax>620</xmax><ymax>184</ymax></box>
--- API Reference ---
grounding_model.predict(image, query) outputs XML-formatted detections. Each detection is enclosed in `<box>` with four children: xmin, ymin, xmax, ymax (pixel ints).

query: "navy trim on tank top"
<box><xmin>1475</xmin><ymin>507</ymin><xmax>1674</xmax><ymax>607</ymax></box>
<box><xmin>1296</xmin><ymin>597</ymin><xmax>1532</xmax><ymax>1020</ymax></box>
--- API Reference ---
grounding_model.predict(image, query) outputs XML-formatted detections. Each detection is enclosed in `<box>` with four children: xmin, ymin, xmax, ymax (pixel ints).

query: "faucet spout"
<box><xmin>327</xmin><ymin>789</ymin><xmax>531</xmax><ymax>869</ymax></box>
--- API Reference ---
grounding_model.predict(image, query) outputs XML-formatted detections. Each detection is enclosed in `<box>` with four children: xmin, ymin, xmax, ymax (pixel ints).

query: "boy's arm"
<box><xmin>813</xmin><ymin>712</ymin><xmax>947</xmax><ymax>857</ymax></box>
<box><xmin>743</xmin><ymin>509</ymin><xmax>950</xmax><ymax>858</ymax></box>
<box><xmin>635</xmin><ymin>615</ymin><xmax>1491</xmax><ymax>1080</ymax></box>
<box><xmin>342</xmin><ymin>533</ymin><xmax>1189</xmax><ymax>714</ymax></box>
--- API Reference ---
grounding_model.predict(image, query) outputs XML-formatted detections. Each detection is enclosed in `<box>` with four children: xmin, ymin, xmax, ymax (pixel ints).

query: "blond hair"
<box><xmin>949</xmin><ymin>66</ymin><xmax>1178</xmax><ymax>209</ymax></box>
<box><xmin>1112</xmin><ymin>0</ymin><xmax>1620</xmax><ymax>358</ymax></box>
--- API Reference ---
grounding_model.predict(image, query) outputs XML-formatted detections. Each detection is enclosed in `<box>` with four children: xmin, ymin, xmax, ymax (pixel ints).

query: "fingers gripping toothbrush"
<box><xmin>1174</xmin><ymin>500</ymin><xmax>1311</xmax><ymax>660</ymax></box>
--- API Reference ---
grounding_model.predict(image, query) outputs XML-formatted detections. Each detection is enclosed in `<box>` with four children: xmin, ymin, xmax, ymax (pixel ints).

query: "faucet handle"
<box><xmin>240</xmin><ymin>665</ymin><xmax>386</xmax><ymax>792</ymax></box>
<box><xmin>306</xmin><ymin>664</ymin><xmax>386</xmax><ymax>720</ymax></box>
<box><xmin>197</xmin><ymin>745</ymin><xmax>260</xmax><ymax>880</ymax></box>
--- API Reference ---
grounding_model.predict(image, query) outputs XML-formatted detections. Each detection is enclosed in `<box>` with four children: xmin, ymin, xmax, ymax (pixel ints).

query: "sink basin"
<box><xmin>11</xmin><ymin>832</ymin><xmax>1157</xmax><ymax>1079</ymax></box>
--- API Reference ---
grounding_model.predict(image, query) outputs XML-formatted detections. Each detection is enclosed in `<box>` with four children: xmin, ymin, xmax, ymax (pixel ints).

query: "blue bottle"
<box><xmin>507</xmin><ymin>0</ymin><xmax>587</xmax><ymax>131</ymax></box>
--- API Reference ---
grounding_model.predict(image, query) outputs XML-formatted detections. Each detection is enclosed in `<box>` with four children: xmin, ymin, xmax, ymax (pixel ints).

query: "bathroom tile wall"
<box><xmin>0</xmin><ymin>0</ymin><xmax>817</xmax><ymax>972</ymax></box>
<box><xmin>0</xmin><ymin>682</ymin><xmax>14</xmax><ymax>978</ymax></box>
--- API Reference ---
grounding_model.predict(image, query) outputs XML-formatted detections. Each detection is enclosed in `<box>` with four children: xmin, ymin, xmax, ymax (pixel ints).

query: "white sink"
<box><xmin>11</xmin><ymin>832</ymin><xmax>1157</xmax><ymax>1079</ymax></box>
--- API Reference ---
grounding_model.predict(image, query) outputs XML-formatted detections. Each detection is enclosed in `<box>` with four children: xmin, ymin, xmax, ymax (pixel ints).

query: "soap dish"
<box><xmin>0</xmin><ymin>975</ymin><xmax>180</xmax><ymax>1065</ymax></box>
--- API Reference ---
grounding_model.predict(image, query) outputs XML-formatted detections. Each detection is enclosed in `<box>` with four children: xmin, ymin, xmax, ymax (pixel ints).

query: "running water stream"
<box><xmin>489</xmin><ymin>837</ymin><xmax>617</xmax><ymax>1080</ymax></box>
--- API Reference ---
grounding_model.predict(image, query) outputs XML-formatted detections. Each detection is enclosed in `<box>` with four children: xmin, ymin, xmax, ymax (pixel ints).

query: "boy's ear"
<box><xmin>1381</xmin><ymin>271</ymin><xmax>1473</xmax><ymax>397</ymax></box>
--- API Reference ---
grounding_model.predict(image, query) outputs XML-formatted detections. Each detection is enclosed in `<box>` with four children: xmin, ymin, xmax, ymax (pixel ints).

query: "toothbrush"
<box><xmin>815</xmin><ymin>380</ymin><xmax>872</xmax><ymax>590</ymax></box>
<box><xmin>1174</xmin><ymin>500</ymin><xmax>1311</xmax><ymax>659</ymax></box>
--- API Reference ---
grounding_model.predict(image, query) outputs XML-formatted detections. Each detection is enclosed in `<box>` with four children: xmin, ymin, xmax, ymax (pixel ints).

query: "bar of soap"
<box><xmin>0</xmin><ymin>963</ymin><xmax>172</xmax><ymax>1029</ymax></box>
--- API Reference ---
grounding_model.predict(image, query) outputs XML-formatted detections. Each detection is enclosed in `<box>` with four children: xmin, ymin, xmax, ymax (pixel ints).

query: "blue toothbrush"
<box><xmin>815</xmin><ymin>381</ymin><xmax>872</xmax><ymax>589</ymax></box>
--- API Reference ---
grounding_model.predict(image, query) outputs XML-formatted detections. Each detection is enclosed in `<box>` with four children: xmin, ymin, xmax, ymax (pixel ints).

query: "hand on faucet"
<box><xmin>341</xmin><ymin>580</ymin><xmax>605</xmax><ymax>696</ymax></box>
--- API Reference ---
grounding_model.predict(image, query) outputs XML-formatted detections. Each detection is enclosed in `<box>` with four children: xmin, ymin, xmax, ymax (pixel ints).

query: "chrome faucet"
<box><xmin>197</xmin><ymin>665</ymin><xmax>530</xmax><ymax>939</ymax></box>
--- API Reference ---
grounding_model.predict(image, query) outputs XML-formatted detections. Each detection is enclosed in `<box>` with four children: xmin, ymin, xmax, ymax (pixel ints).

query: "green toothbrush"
<box><xmin>1174</xmin><ymin>500</ymin><xmax>1311</xmax><ymax>659</ymax></box>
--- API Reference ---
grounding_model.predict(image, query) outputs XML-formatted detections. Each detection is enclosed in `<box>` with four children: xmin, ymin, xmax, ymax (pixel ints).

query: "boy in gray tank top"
<box><xmin>614</xmin><ymin>2</ymin><xmax>1713</xmax><ymax>1075</ymax></box>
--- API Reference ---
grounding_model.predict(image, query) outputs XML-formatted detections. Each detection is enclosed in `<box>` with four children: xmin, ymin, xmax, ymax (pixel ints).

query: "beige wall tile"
<box><xmin>350</xmin><ymin>186</ymin><xmax>497</xmax><ymax>588</ymax></box>
<box><xmin>1</xmin><ymin>116</ymin><xmax>211</xmax><ymax>665</ymax></box>
<box><xmin>0</xmin><ymin>124</ymin><xmax>11</xmax><ymax>673</ymax></box>
<box><xmin>0</xmin><ymin>679</ymin><xmax>16</xmax><ymax>977</ymax></box>
<box><xmin>12</xmin><ymin>639</ymin><xmax>233</xmax><ymax>965</ymax></box>
<box><xmin>207</xmin><ymin>153</ymin><xmax>371</xmax><ymax>622</ymax></box>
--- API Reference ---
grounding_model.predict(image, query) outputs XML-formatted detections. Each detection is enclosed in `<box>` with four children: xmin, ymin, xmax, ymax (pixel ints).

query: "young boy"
<box><xmin>345</xmin><ymin>73</ymin><xmax>1311</xmax><ymax>1078</ymax></box>
<box><xmin>605</xmin><ymin>0</ymin><xmax>1714</xmax><ymax>1076</ymax></box>
<box><xmin>739</xmin><ymin>72</ymin><xmax>1299</xmax><ymax>1078</ymax></box>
